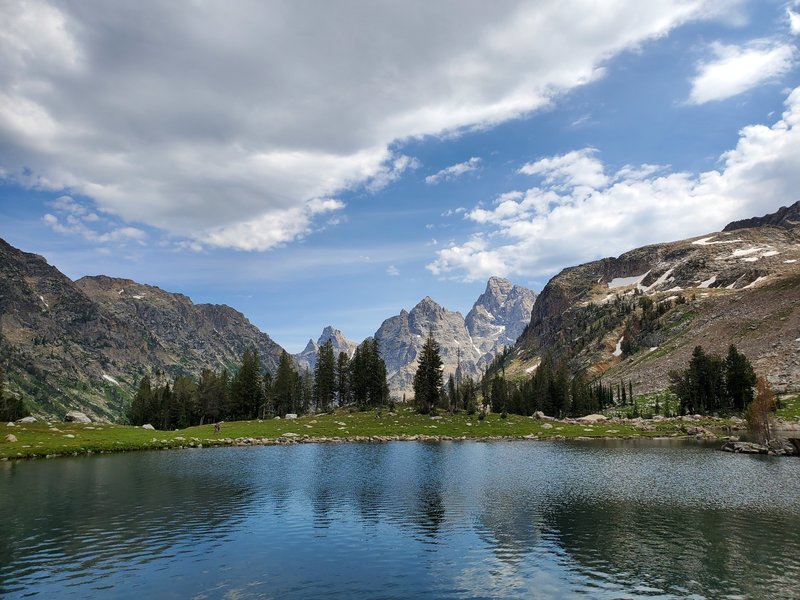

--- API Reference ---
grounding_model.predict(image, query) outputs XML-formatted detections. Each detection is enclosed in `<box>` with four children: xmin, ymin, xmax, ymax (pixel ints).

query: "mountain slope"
<box><xmin>504</xmin><ymin>202</ymin><xmax>800</xmax><ymax>394</ymax></box>
<box><xmin>0</xmin><ymin>240</ymin><xmax>284</xmax><ymax>420</ymax></box>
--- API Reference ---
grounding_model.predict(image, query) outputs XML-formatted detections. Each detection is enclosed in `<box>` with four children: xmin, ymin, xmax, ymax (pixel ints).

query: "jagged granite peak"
<box><xmin>0</xmin><ymin>240</ymin><xmax>285</xmax><ymax>420</ymax></box>
<box><xmin>723</xmin><ymin>200</ymin><xmax>800</xmax><ymax>232</ymax></box>
<box><xmin>376</xmin><ymin>299</ymin><xmax>479</xmax><ymax>398</ymax></box>
<box><xmin>292</xmin><ymin>325</ymin><xmax>358</xmax><ymax>372</ymax></box>
<box><xmin>465</xmin><ymin>277</ymin><xmax>536</xmax><ymax>366</ymax></box>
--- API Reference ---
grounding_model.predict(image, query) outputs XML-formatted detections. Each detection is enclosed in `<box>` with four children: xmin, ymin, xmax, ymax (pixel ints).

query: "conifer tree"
<box><xmin>335</xmin><ymin>351</ymin><xmax>351</xmax><ymax>407</ymax></box>
<box><xmin>230</xmin><ymin>349</ymin><xmax>263</xmax><ymax>420</ymax></box>
<box><xmin>273</xmin><ymin>350</ymin><xmax>298</xmax><ymax>416</ymax></box>
<box><xmin>314</xmin><ymin>341</ymin><xmax>336</xmax><ymax>412</ymax></box>
<box><xmin>725</xmin><ymin>345</ymin><xmax>756</xmax><ymax>411</ymax></box>
<box><xmin>127</xmin><ymin>375</ymin><xmax>152</xmax><ymax>425</ymax></box>
<box><xmin>413</xmin><ymin>331</ymin><xmax>443</xmax><ymax>414</ymax></box>
<box><xmin>0</xmin><ymin>365</ymin><xmax>29</xmax><ymax>422</ymax></box>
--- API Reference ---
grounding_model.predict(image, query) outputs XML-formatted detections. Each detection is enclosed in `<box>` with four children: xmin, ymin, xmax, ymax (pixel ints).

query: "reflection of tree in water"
<box><xmin>540</xmin><ymin>497</ymin><xmax>800</xmax><ymax>598</ymax></box>
<box><xmin>413</xmin><ymin>482</ymin><xmax>445</xmax><ymax>539</ymax></box>
<box><xmin>0</xmin><ymin>451</ymin><xmax>254</xmax><ymax>594</ymax></box>
<box><xmin>475</xmin><ymin>491</ymin><xmax>544</xmax><ymax>566</ymax></box>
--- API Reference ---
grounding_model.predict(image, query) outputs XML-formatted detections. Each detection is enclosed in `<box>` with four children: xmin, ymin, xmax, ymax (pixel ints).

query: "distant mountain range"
<box><xmin>0</xmin><ymin>236</ymin><xmax>535</xmax><ymax>418</ymax></box>
<box><xmin>294</xmin><ymin>277</ymin><xmax>536</xmax><ymax>396</ymax></box>
<box><xmin>2</xmin><ymin>201</ymin><xmax>798</xmax><ymax>420</ymax></box>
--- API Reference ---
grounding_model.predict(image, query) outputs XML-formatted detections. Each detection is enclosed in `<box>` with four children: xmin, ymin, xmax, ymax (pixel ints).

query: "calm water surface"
<box><xmin>2</xmin><ymin>439</ymin><xmax>799</xmax><ymax>599</ymax></box>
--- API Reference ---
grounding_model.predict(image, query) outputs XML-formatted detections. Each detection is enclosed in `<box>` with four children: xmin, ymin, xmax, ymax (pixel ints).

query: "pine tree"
<box><xmin>127</xmin><ymin>375</ymin><xmax>152</xmax><ymax>425</ymax></box>
<box><xmin>446</xmin><ymin>375</ymin><xmax>457</xmax><ymax>413</ymax></box>
<box><xmin>230</xmin><ymin>349</ymin><xmax>263</xmax><ymax>420</ymax></box>
<box><xmin>273</xmin><ymin>350</ymin><xmax>298</xmax><ymax>417</ymax></box>
<box><xmin>0</xmin><ymin>365</ymin><xmax>29</xmax><ymax>422</ymax></box>
<box><xmin>335</xmin><ymin>351</ymin><xmax>351</xmax><ymax>407</ymax></box>
<box><xmin>725</xmin><ymin>345</ymin><xmax>756</xmax><ymax>411</ymax></box>
<box><xmin>413</xmin><ymin>331</ymin><xmax>443</xmax><ymax>414</ymax></box>
<box><xmin>314</xmin><ymin>341</ymin><xmax>336</xmax><ymax>413</ymax></box>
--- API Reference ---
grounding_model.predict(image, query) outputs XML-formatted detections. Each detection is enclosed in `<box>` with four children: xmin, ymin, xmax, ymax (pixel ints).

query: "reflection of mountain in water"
<box><xmin>542</xmin><ymin>497</ymin><xmax>800</xmax><ymax>598</ymax></box>
<box><xmin>0</xmin><ymin>451</ymin><xmax>255</xmax><ymax>595</ymax></box>
<box><xmin>4</xmin><ymin>441</ymin><xmax>800</xmax><ymax>599</ymax></box>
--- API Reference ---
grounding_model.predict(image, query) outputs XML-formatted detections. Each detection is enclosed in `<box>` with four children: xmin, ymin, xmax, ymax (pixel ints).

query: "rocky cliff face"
<box><xmin>0</xmin><ymin>240</ymin><xmax>284</xmax><ymax>420</ymax></box>
<box><xmin>465</xmin><ymin>276</ymin><xmax>536</xmax><ymax>368</ymax></box>
<box><xmin>374</xmin><ymin>277</ymin><xmax>536</xmax><ymax>397</ymax></box>
<box><xmin>375</xmin><ymin>297</ymin><xmax>481</xmax><ymax>397</ymax></box>
<box><xmin>507</xmin><ymin>202</ymin><xmax>800</xmax><ymax>394</ymax></box>
<box><xmin>292</xmin><ymin>326</ymin><xmax>358</xmax><ymax>372</ymax></box>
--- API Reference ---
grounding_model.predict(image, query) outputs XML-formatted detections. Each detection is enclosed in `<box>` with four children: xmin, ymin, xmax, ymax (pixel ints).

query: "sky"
<box><xmin>1</xmin><ymin>0</ymin><xmax>800</xmax><ymax>352</ymax></box>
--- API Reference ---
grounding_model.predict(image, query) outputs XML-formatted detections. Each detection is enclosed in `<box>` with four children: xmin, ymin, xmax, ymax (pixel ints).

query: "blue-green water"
<box><xmin>2</xmin><ymin>440</ymin><xmax>799</xmax><ymax>599</ymax></box>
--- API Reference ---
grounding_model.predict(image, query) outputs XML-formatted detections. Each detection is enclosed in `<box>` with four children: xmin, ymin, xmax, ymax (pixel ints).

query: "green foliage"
<box><xmin>413</xmin><ymin>332</ymin><xmax>443</xmax><ymax>414</ymax></box>
<box><xmin>314</xmin><ymin>341</ymin><xmax>336</xmax><ymax>413</ymax></box>
<box><xmin>0</xmin><ymin>365</ymin><xmax>30</xmax><ymax>421</ymax></box>
<box><xmin>229</xmin><ymin>349</ymin><xmax>263</xmax><ymax>420</ymax></box>
<box><xmin>669</xmin><ymin>345</ymin><xmax>756</xmax><ymax>415</ymax></box>
<box><xmin>350</xmin><ymin>338</ymin><xmax>389</xmax><ymax>410</ymax></box>
<box><xmin>273</xmin><ymin>350</ymin><xmax>300</xmax><ymax>417</ymax></box>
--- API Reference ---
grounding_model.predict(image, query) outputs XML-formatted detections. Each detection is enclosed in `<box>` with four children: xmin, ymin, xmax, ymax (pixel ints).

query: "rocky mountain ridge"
<box><xmin>375</xmin><ymin>278</ymin><xmax>536</xmax><ymax>396</ymax></box>
<box><xmin>0</xmin><ymin>240</ymin><xmax>283</xmax><ymax>420</ymax></box>
<box><xmin>292</xmin><ymin>326</ymin><xmax>358</xmax><ymax>372</ymax></box>
<box><xmin>506</xmin><ymin>201</ymin><xmax>800</xmax><ymax>394</ymax></box>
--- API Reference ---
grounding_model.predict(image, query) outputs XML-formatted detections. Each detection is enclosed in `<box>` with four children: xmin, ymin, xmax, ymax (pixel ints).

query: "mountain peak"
<box><xmin>723</xmin><ymin>201</ymin><xmax>800</xmax><ymax>232</ymax></box>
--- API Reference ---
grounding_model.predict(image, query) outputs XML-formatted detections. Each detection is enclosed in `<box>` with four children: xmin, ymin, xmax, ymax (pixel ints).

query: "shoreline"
<box><xmin>5</xmin><ymin>408</ymin><xmax>797</xmax><ymax>462</ymax></box>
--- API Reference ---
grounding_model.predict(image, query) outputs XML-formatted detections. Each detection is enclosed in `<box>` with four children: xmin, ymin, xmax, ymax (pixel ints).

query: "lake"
<box><xmin>2</xmin><ymin>439</ymin><xmax>799</xmax><ymax>599</ymax></box>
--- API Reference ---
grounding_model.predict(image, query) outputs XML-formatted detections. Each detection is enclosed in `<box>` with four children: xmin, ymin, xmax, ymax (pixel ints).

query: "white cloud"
<box><xmin>43</xmin><ymin>196</ymin><xmax>147</xmax><ymax>244</ymax></box>
<box><xmin>386</xmin><ymin>265</ymin><xmax>400</xmax><ymax>276</ymax></box>
<box><xmin>366</xmin><ymin>154</ymin><xmax>421</xmax><ymax>193</ymax></box>
<box><xmin>0</xmin><ymin>0</ymin><xmax>737</xmax><ymax>250</ymax></box>
<box><xmin>518</xmin><ymin>148</ymin><xmax>609</xmax><ymax>190</ymax></box>
<box><xmin>428</xmin><ymin>85</ymin><xmax>800</xmax><ymax>282</ymax></box>
<box><xmin>688</xmin><ymin>40</ymin><xmax>795</xmax><ymax>104</ymax></box>
<box><xmin>425</xmin><ymin>157</ymin><xmax>482</xmax><ymax>184</ymax></box>
<box><xmin>790</xmin><ymin>6</ymin><xmax>800</xmax><ymax>35</ymax></box>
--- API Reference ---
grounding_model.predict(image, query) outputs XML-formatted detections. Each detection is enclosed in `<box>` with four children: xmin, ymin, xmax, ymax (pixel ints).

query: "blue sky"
<box><xmin>2</xmin><ymin>0</ymin><xmax>800</xmax><ymax>352</ymax></box>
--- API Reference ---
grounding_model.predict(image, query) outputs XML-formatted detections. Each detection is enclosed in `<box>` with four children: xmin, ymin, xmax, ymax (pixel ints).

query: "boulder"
<box><xmin>577</xmin><ymin>414</ymin><xmax>608</xmax><ymax>423</ymax></box>
<box><xmin>542</xmin><ymin>423</ymin><xmax>553</xmax><ymax>430</ymax></box>
<box><xmin>721</xmin><ymin>441</ymin><xmax>768</xmax><ymax>454</ymax></box>
<box><xmin>533</xmin><ymin>411</ymin><xmax>553</xmax><ymax>421</ymax></box>
<box><xmin>5</xmin><ymin>434</ymin><xmax>17</xmax><ymax>442</ymax></box>
<box><xmin>142</xmin><ymin>424</ymin><xmax>155</xmax><ymax>430</ymax></box>
<box><xmin>285</xmin><ymin>413</ymin><xmax>298</xmax><ymax>420</ymax></box>
<box><xmin>281</xmin><ymin>432</ymin><xmax>300</xmax><ymax>437</ymax></box>
<box><xmin>65</xmin><ymin>411</ymin><xmax>91</xmax><ymax>424</ymax></box>
<box><xmin>6</xmin><ymin>422</ymin><xmax>15</xmax><ymax>427</ymax></box>
<box><xmin>17</xmin><ymin>416</ymin><xmax>37</xmax><ymax>424</ymax></box>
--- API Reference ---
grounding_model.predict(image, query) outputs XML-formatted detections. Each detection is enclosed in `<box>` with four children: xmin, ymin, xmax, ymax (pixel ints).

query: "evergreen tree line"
<box><xmin>668</xmin><ymin>345</ymin><xmax>757</xmax><ymax>415</ymax></box>
<box><xmin>127</xmin><ymin>340</ymin><xmax>390</xmax><ymax>429</ymax></box>
<box><xmin>482</xmin><ymin>357</ymin><xmax>611</xmax><ymax>418</ymax></box>
<box><xmin>0</xmin><ymin>365</ymin><xmax>30</xmax><ymax>421</ymax></box>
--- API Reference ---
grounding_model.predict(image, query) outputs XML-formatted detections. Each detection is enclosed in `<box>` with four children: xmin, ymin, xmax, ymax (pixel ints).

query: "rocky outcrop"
<box><xmin>723</xmin><ymin>200</ymin><xmax>800</xmax><ymax>232</ymax></box>
<box><xmin>65</xmin><ymin>411</ymin><xmax>92</xmax><ymax>423</ymax></box>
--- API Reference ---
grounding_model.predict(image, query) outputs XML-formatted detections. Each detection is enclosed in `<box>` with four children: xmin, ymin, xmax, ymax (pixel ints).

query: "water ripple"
<box><xmin>1</xmin><ymin>441</ymin><xmax>799</xmax><ymax>598</ymax></box>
